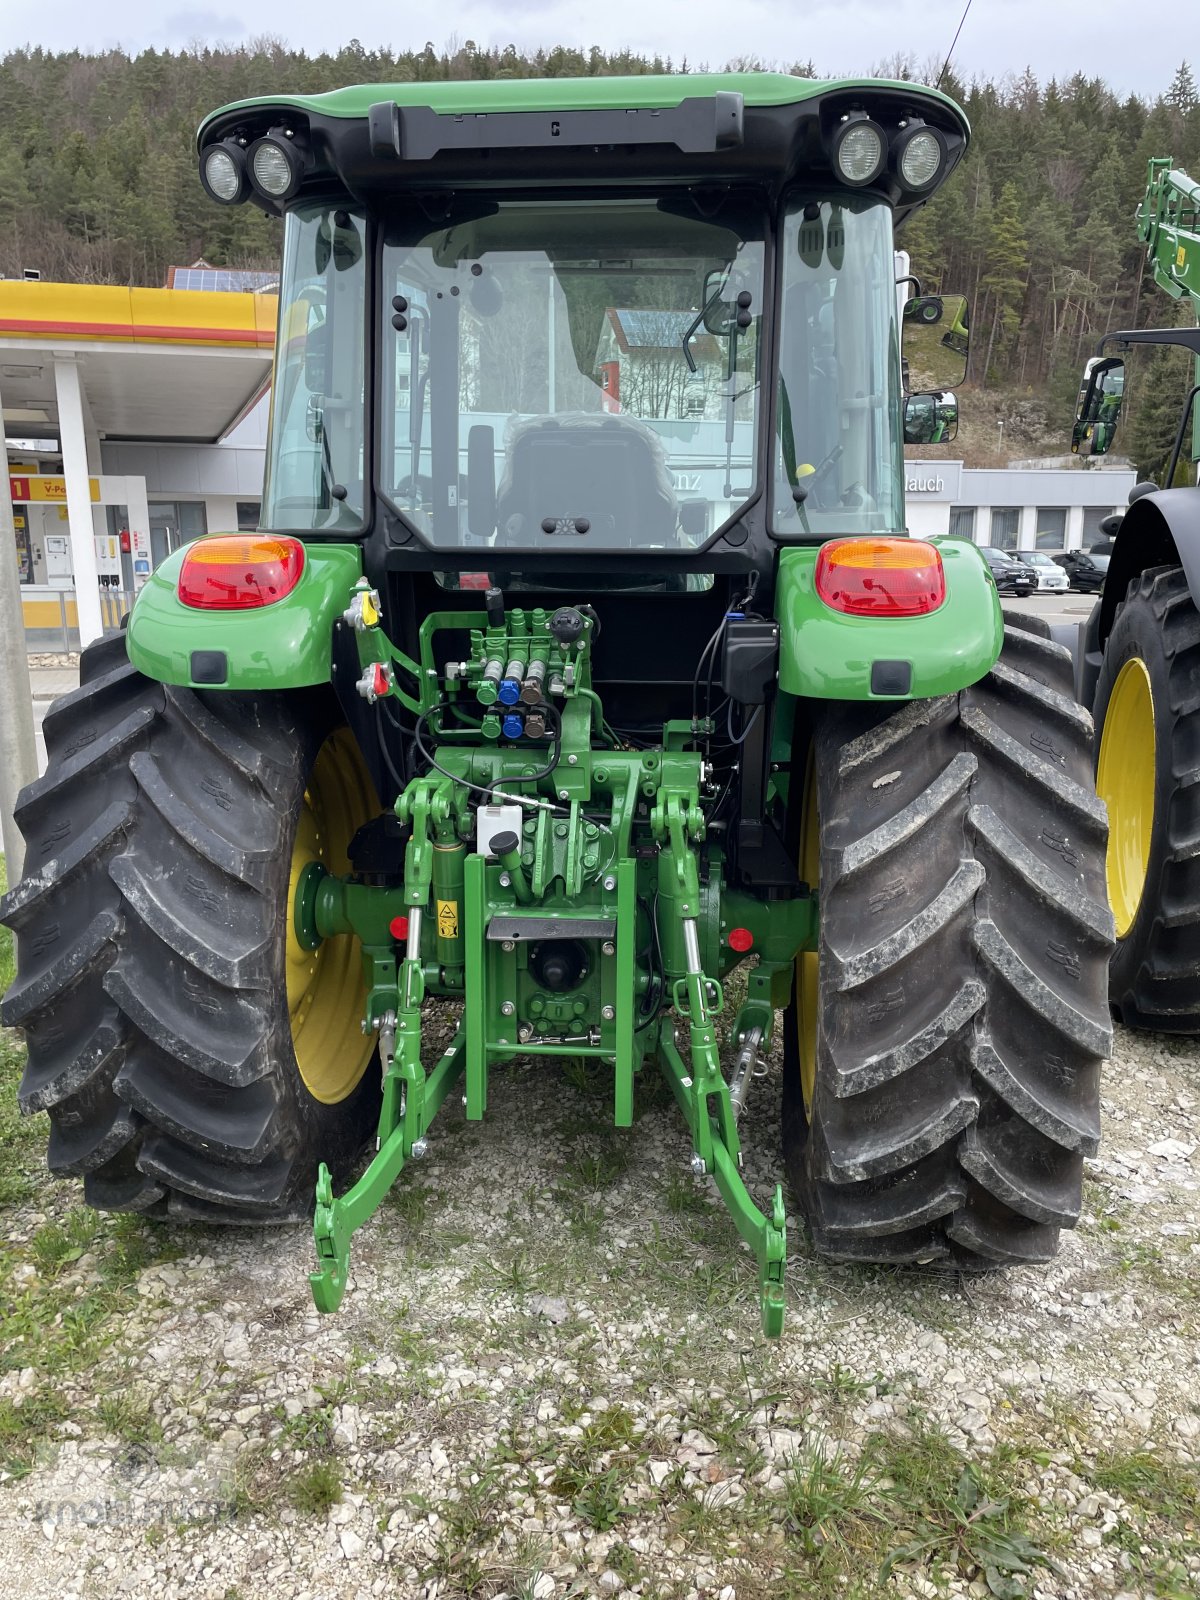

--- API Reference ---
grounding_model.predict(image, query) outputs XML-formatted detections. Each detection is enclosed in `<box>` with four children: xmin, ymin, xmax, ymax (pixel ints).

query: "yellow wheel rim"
<box><xmin>286</xmin><ymin>728</ymin><xmax>379</xmax><ymax>1104</ymax></box>
<box><xmin>795</xmin><ymin>749</ymin><xmax>819</xmax><ymax>1116</ymax></box>
<box><xmin>1097</xmin><ymin>657</ymin><xmax>1156</xmax><ymax>940</ymax></box>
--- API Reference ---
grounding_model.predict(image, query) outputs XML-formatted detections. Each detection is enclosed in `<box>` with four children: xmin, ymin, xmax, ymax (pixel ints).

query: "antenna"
<box><xmin>936</xmin><ymin>0</ymin><xmax>975</xmax><ymax>91</ymax></box>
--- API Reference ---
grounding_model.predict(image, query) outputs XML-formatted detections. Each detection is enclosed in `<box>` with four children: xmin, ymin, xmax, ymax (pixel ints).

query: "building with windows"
<box><xmin>904</xmin><ymin>460</ymin><xmax>1138</xmax><ymax>550</ymax></box>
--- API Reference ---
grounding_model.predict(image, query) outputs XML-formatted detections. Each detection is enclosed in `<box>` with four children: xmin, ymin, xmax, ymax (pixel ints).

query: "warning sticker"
<box><xmin>436</xmin><ymin>899</ymin><xmax>459</xmax><ymax>939</ymax></box>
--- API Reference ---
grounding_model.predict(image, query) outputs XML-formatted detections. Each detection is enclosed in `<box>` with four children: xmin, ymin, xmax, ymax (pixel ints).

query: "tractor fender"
<box><xmin>1097</xmin><ymin>488</ymin><xmax>1200</xmax><ymax>647</ymax></box>
<box><xmin>126</xmin><ymin>540</ymin><xmax>363</xmax><ymax>689</ymax></box>
<box><xmin>774</xmin><ymin>538</ymin><xmax>1003</xmax><ymax>700</ymax></box>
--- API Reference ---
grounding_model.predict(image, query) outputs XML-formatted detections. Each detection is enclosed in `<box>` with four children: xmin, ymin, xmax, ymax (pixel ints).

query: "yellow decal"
<box><xmin>436</xmin><ymin>899</ymin><xmax>459</xmax><ymax>939</ymax></box>
<box><xmin>1179</xmin><ymin>244</ymin><xmax>1188</xmax><ymax>270</ymax></box>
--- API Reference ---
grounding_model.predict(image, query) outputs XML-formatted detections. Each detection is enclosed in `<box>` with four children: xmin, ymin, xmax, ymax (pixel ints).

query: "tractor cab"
<box><xmin>199</xmin><ymin>74</ymin><xmax>969</xmax><ymax>581</ymax></box>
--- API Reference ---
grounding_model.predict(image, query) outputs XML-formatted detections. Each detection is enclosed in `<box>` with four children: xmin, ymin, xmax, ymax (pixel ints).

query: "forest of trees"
<box><xmin>0</xmin><ymin>41</ymin><xmax>1197</xmax><ymax>478</ymax></box>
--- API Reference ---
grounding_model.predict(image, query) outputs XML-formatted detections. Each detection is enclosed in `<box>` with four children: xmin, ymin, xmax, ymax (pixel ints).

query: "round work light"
<box><xmin>249</xmin><ymin>135</ymin><xmax>303</xmax><ymax>201</ymax></box>
<box><xmin>832</xmin><ymin>117</ymin><xmax>887</xmax><ymax>186</ymax></box>
<box><xmin>896</xmin><ymin>124</ymin><xmax>946</xmax><ymax>191</ymax></box>
<box><xmin>200</xmin><ymin>142</ymin><xmax>248</xmax><ymax>205</ymax></box>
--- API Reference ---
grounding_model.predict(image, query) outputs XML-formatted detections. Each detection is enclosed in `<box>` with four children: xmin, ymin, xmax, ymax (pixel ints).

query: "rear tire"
<box><xmin>1</xmin><ymin>634</ymin><xmax>381</xmax><ymax>1221</ymax></box>
<box><xmin>783</xmin><ymin>615</ymin><xmax>1112</xmax><ymax>1266</ymax></box>
<box><xmin>1093</xmin><ymin>566</ymin><xmax>1200</xmax><ymax>1030</ymax></box>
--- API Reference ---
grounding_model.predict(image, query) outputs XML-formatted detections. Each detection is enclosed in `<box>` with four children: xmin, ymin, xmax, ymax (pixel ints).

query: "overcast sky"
<box><xmin>0</xmin><ymin>1</ymin><xmax>1188</xmax><ymax>102</ymax></box>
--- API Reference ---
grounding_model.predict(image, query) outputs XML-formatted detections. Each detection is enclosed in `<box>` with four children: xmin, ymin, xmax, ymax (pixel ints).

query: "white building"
<box><xmin>904</xmin><ymin>460</ymin><xmax>1138</xmax><ymax>550</ymax></box>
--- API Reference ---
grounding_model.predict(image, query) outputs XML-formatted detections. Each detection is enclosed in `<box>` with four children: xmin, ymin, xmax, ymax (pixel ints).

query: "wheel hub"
<box><xmin>1098</xmin><ymin>656</ymin><xmax>1156</xmax><ymax>939</ymax></box>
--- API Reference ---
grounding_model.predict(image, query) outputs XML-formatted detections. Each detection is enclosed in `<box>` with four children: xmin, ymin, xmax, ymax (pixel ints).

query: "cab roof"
<box><xmin>198</xmin><ymin>72</ymin><xmax>970</xmax><ymax>217</ymax></box>
<box><xmin>200</xmin><ymin>71</ymin><xmax>969</xmax><ymax>130</ymax></box>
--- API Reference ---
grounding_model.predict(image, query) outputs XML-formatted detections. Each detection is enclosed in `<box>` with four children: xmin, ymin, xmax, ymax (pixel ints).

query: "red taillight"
<box><xmin>389</xmin><ymin>915</ymin><xmax>409</xmax><ymax>941</ymax></box>
<box><xmin>728</xmin><ymin>927</ymin><xmax>754</xmax><ymax>954</ymax></box>
<box><xmin>814</xmin><ymin>538</ymin><xmax>945</xmax><ymax>617</ymax></box>
<box><xmin>178</xmin><ymin>536</ymin><xmax>305</xmax><ymax>610</ymax></box>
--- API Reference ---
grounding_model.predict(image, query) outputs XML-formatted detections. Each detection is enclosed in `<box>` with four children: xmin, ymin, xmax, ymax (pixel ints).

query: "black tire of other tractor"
<box><xmin>783</xmin><ymin>614</ymin><xmax>1113</xmax><ymax>1266</ymax></box>
<box><xmin>0</xmin><ymin>633</ymin><xmax>380</xmax><ymax>1221</ymax></box>
<box><xmin>1094</xmin><ymin>566</ymin><xmax>1200</xmax><ymax>1030</ymax></box>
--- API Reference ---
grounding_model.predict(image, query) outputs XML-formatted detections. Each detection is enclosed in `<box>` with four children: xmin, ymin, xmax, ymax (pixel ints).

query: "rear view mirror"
<box><xmin>1072</xmin><ymin>356</ymin><xmax>1125</xmax><ymax>457</ymax></box>
<box><xmin>903</xmin><ymin>390</ymin><xmax>958</xmax><ymax>445</ymax></box>
<box><xmin>902</xmin><ymin>293</ymin><xmax>969</xmax><ymax>390</ymax></box>
<box><xmin>701</xmin><ymin>265</ymin><xmax>754</xmax><ymax>336</ymax></box>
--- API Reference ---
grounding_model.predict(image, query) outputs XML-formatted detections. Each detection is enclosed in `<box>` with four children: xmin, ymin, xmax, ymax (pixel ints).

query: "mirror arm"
<box><xmin>895</xmin><ymin>273</ymin><xmax>922</xmax><ymax>296</ymax></box>
<box><xmin>682</xmin><ymin>283</ymin><xmax>733</xmax><ymax>374</ymax></box>
<box><xmin>681</xmin><ymin>305</ymin><xmax>705</xmax><ymax>374</ymax></box>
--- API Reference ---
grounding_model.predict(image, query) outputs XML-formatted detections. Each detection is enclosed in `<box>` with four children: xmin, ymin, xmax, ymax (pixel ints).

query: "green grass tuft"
<box><xmin>286</xmin><ymin>1457</ymin><xmax>343</xmax><ymax>1516</ymax></box>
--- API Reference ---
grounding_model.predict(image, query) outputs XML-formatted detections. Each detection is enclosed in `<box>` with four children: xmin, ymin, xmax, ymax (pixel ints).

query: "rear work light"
<box><xmin>178</xmin><ymin>536</ymin><xmax>306</xmax><ymax>610</ymax></box>
<box><xmin>814</xmin><ymin>537</ymin><xmax>945</xmax><ymax>617</ymax></box>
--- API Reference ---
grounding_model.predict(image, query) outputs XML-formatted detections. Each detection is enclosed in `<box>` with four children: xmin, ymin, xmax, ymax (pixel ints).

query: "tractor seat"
<box><xmin>495</xmin><ymin>412</ymin><xmax>679</xmax><ymax>547</ymax></box>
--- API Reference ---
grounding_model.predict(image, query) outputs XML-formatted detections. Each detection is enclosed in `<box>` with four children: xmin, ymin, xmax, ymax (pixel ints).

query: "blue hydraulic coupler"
<box><xmin>498</xmin><ymin>678</ymin><xmax>522</xmax><ymax>706</ymax></box>
<box><xmin>501</xmin><ymin>711</ymin><xmax>525</xmax><ymax>740</ymax></box>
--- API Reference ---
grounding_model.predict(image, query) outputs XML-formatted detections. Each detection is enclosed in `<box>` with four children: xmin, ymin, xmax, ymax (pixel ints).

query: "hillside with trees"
<box><xmin>0</xmin><ymin>41</ymin><xmax>1197</xmax><ymax>478</ymax></box>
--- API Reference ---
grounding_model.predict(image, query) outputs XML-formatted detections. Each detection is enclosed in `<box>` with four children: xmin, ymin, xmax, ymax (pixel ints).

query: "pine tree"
<box><xmin>1166</xmin><ymin>60</ymin><xmax>1197</xmax><ymax>114</ymax></box>
<box><xmin>979</xmin><ymin>183</ymin><xmax>1028</xmax><ymax>386</ymax></box>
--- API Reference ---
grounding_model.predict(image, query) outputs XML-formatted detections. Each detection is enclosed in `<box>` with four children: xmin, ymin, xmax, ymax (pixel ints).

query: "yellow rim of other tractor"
<box><xmin>1097</xmin><ymin>656</ymin><xmax>1156</xmax><ymax>940</ymax></box>
<box><xmin>286</xmin><ymin>728</ymin><xmax>378</xmax><ymax>1104</ymax></box>
<box><xmin>795</xmin><ymin>749</ymin><xmax>819</xmax><ymax>1116</ymax></box>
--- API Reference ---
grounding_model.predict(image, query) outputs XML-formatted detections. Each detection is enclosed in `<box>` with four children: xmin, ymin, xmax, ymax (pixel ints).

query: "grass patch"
<box><xmin>549</xmin><ymin>1404</ymin><xmax>644</xmax><ymax>1532</ymax></box>
<box><xmin>0</xmin><ymin>857</ymin><xmax>45</xmax><ymax>1206</ymax></box>
<box><xmin>1082</xmin><ymin>1443</ymin><xmax>1200</xmax><ymax>1593</ymax></box>
<box><xmin>562</xmin><ymin>1143</ymin><xmax>629</xmax><ymax>1190</ymax></box>
<box><xmin>0</xmin><ymin>1390</ymin><xmax>71</xmax><ymax>1480</ymax></box>
<box><xmin>880</xmin><ymin>1449</ymin><xmax>1056</xmax><ymax>1597</ymax></box>
<box><xmin>285</xmin><ymin>1457</ymin><xmax>343</xmax><ymax>1516</ymax></box>
<box><xmin>749</xmin><ymin>1418</ymin><xmax>1061</xmax><ymax>1599</ymax></box>
<box><xmin>0</xmin><ymin>1209</ymin><xmax>184</xmax><ymax>1482</ymax></box>
<box><xmin>479</xmin><ymin>1249</ymin><xmax>548</xmax><ymax>1295</ymax></box>
<box><xmin>96</xmin><ymin>1390</ymin><xmax>164</xmax><ymax>1451</ymax></box>
<box><xmin>417</xmin><ymin>1463</ymin><xmax>510</xmax><ymax>1594</ymax></box>
<box><xmin>1089</xmin><ymin>1445</ymin><xmax>1200</xmax><ymax>1524</ymax></box>
<box><xmin>30</xmin><ymin>1208</ymin><xmax>104</xmax><ymax>1275</ymax></box>
<box><xmin>781</xmin><ymin>1439</ymin><xmax>894</xmax><ymax>1581</ymax></box>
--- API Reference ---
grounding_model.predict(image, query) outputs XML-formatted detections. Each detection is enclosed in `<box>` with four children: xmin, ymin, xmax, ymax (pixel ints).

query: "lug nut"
<box><xmin>601</xmin><ymin>1004</ymin><xmax>615</xmax><ymax>1021</ymax></box>
<box><xmin>501</xmin><ymin>939</ymin><xmax>515</xmax><ymax>952</ymax></box>
<box><xmin>501</xmin><ymin>1000</ymin><xmax>515</xmax><ymax>1016</ymax></box>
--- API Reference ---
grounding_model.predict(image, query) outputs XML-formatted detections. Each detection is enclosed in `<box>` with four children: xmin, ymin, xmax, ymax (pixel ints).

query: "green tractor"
<box><xmin>0</xmin><ymin>74</ymin><xmax>1113</xmax><ymax>1336</ymax></box>
<box><xmin>1064</xmin><ymin>159</ymin><xmax>1200</xmax><ymax>1030</ymax></box>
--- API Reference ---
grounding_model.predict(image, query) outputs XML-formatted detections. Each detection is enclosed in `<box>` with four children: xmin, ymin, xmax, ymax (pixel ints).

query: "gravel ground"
<box><xmin>0</xmin><ymin>984</ymin><xmax>1197</xmax><ymax>1600</ymax></box>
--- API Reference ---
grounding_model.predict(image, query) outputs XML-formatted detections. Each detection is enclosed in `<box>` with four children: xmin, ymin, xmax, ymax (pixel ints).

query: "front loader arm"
<box><xmin>1140</xmin><ymin>159</ymin><xmax>1200</xmax><ymax>311</ymax></box>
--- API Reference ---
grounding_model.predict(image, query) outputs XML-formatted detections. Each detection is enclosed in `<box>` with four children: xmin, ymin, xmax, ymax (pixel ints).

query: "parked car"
<box><xmin>1015</xmin><ymin>550</ymin><xmax>1070</xmax><ymax>591</ymax></box>
<box><xmin>1052</xmin><ymin>550</ymin><xmax>1110</xmax><ymax>593</ymax></box>
<box><xmin>977</xmin><ymin>545</ymin><xmax>1038</xmax><ymax>596</ymax></box>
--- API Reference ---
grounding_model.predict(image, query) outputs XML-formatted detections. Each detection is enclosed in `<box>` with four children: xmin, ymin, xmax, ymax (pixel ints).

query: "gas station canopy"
<box><xmin>0</xmin><ymin>281</ymin><xmax>276</xmax><ymax>444</ymax></box>
<box><xmin>2</xmin><ymin>277</ymin><xmax>278</xmax><ymax>647</ymax></box>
